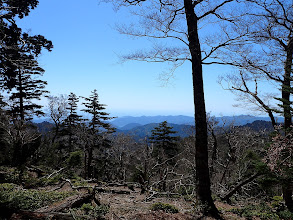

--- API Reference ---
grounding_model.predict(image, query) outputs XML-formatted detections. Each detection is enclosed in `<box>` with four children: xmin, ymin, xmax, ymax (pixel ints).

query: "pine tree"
<box><xmin>149</xmin><ymin>121</ymin><xmax>179</xmax><ymax>191</ymax></box>
<box><xmin>0</xmin><ymin>0</ymin><xmax>52</xmax><ymax>168</ymax></box>
<box><xmin>82</xmin><ymin>89</ymin><xmax>114</xmax><ymax>133</ymax></box>
<box><xmin>63</xmin><ymin>92</ymin><xmax>82</xmax><ymax>151</ymax></box>
<box><xmin>150</xmin><ymin>121</ymin><xmax>179</xmax><ymax>162</ymax></box>
<box><xmin>2</xmin><ymin>47</ymin><xmax>48</xmax><ymax>167</ymax></box>
<box><xmin>81</xmin><ymin>89</ymin><xmax>115</xmax><ymax>178</ymax></box>
<box><xmin>8</xmin><ymin>55</ymin><xmax>47</xmax><ymax>123</ymax></box>
<box><xmin>0</xmin><ymin>0</ymin><xmax>53</xmax><ymax>88</ymax></box>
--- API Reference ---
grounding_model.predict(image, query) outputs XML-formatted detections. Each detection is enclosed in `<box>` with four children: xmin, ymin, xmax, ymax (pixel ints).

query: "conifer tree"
<box><xmin>0</xmin><ymin>0</ymin><xmax>52</xmax><ymax>168</ymax></box>
<box><xmin>149</xmin><ymin>121</ymin><xmax>179</xmax><ymax>191</ymax></box>
<box><xmin>150</xmin><ymin>121</ymin><xmax>179</xmax><ymax>162</ymax></box>
<box><xmin>81</xmin><ymin>89</ymin><xmax>114</xmax><ymax>178</ymax></box>
<box><xmin>0</xmin><ymin>0</ymin><xmax>53</xmax><ymax>88</ymax></box>
<box><xmin>2</xmin><ymin>46</ymin><xmax>48</xmax><ymax>167</ymax></box>
<box><xmin>8</xmin><ymin>56</ymin><xmax>47</xmax><ymax>123</ymax></box>
<box><xmin>63</xmin><ymin>92</ymin><xmax>82</xmax><ymax>151</ymax></box>
<box><xmin>82</xmin><ymin>89</ymin><xmax>114</xmax><ymax>133</ymax></box>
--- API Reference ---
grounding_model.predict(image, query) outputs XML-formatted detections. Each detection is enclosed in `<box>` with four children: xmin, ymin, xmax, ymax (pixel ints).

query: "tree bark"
<box><xmin>282</xmin><ymin>37</ymin><xmax>292</xmax><ymax>132</ymax></box>
<box><xmin>283</xmin><ymin>181</ymin><xmax>293</xmax><ymax>212</ymax></box>
<box><xmin>184</xmin><ymin>0</ymin><xmax>221</xmax><ymax>218</ymax></box>
<box><xmin>282</xmin><ymin>37</ymin><xmax>293</xmax><ymax>213</ymax></box>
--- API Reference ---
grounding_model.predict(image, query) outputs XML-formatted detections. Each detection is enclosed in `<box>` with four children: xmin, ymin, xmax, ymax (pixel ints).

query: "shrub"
<box><xmin>0</xmin><ymin>183</ymin><xmax>75</xmax><ymax>210</ymax></box>
<box><xmin>0</xmin><ymin>167</ymin><xmax>20</xmax><ymax>184</ymax></box>
<box><xmin>278</xmin><ymin>210</ymin><xmax>293</xmax><ymax>220</ymax></box>
<box><xmin>74</xmin><ymin>203</ymin><xmax>109</xmax><ymax>218</ymax></box>
<box><xmin>230</xmin><ymin>203</ymin><xmax>279</xmax><ymax>220</ymax></box>
<box><xmin>67</xmin><ymin>151</ymin><xmax>83</xmax><ymax>168</ymax></box>
<box><xmin>271</xmin><ymin>196</ymin><xmax>285</xmax><ymax>211</ymax></box>
<box><xmin>151</xmin><ymin>202</ymin><xmax>179</xmax><ymax>213</ymax></box>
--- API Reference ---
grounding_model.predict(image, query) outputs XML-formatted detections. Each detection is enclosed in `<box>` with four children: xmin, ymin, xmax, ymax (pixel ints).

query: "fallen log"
<box><xmin>37</xmin><ymin>192</ymin><xmax>95</xmax><ymax>213</ymax></box>
<box><xmin>47</xmin><ymin>178</ymin><xmax>93</xmax><ymax>192</ymax></box>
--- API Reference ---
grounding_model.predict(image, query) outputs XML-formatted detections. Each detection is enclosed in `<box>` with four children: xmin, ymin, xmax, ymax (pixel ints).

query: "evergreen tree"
<box><xmin>7</xmin><ymin>56</ymin><xmax>47</xmax><ymax>122</ymax></box>
<box><xmin>81</xmin><ymin>89</ymin><xmax>115</xmax><ymax>178</ymax></box>
<box><xmin>82</xmin><ymin>89</ymin><xmax>114</xmax><ymax>133</ymax></box>
<box><xmin>0</xmin><ymin>0</ymin><xmax>53</xmax><ymax>88</ymax></box>
<box><xmin>149</xmin><ymin>121</ymin><xmax>179</xmax><ymax>191</ymax></box>
<box><xmin>150</xmin><ymin>121</ymin><xmax>179</xmax><ymax>163</ymax></box>
<box><xmin>0</xmin><ymin>1</ymin><xmax>52</xmax><ymax>168</ymax></box>
<box><xmin>63</xmin><ymin>92</ymin><xmax>82</xmax><ymax>151</ymax></box>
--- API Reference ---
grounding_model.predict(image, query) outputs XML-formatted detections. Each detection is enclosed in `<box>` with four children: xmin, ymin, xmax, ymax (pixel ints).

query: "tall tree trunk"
<box><xmin>84</xmin><ymin>146</ymin><xmax>88</xmax><ymax>179</ymax></box>
<box><xmin>282</xmin><ymin>37</ymin><xmax>292</xmax><ymax>132</ymax></box>
<box><xmin>18</xmin><ymin>71</ymin><xmax>24</xmax><ymax>124</ymax></box>
<box><xmin>184</xmin><ymin>0</ymin><xmax>221</xmax><ymax>218</ymax></box>
<box><xmin>87</xmin><ymin>147</ymin><xmax>93</xmax><ymax>179</ymax></box>
<box><xmin>282</xmin><ymin>37</ymin><xmax>293</xmax><ymax>212</ymax></box>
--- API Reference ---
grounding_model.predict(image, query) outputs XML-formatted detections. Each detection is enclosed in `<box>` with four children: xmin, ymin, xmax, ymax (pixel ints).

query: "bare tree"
<box><xmin>105</xmin><ymin>0</ymin><xmax>246</xmax><ymax>217</ymax></box>
<box><xmin>217</xmin><ymin>0</ymin><xmax>293</xmax><ymax>210</ymax></box>
<box><xmin>219</xmin><ymin>0</ymin><xmax>292</xmax><ymax>128</ymax></box>
<box><xmin>47</xmin><ymin>95</ymin><xmax>68</xmax><ymax>143</ymax></box>
<box><xmin>219</xmin><ymin>71</ymin><xmax>277</xmax><ymax>127</ymax></box>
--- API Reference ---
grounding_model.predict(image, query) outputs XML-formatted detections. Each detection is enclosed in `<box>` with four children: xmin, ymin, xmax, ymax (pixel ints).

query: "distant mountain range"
<box><xmin>115</xmin><ymin>123</ymin><xmax>195</xmax><ymax>139</ymax></box>
<box><xmin>34</xmin><ymin>115</ymin><xmax>280</xmax><ymax>139</ymax></box>
<box><xmin>110</xmin><ymin>115</ymin><xmax>279</xmax><ymax>139</ymax></box>
<box><xmin>110</xmin><ymin>115</ymin><xmax>195</xmax><ymax>128</ymax></box>
<box><xmin>110</xmin><ymin>115</ymin><xmax>281</xmax><ymax>129</ymax></box>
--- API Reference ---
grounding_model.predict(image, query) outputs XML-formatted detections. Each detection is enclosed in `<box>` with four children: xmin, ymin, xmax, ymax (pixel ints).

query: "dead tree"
<box><xmin>217</xmin><ymin>0</ymin><xmax>293</xmax><ymax>210</ymax></box>
<box><xmin>106</xmin><ymin>0</ymin><xmax>246</xmax><ymax>217</ymax></box>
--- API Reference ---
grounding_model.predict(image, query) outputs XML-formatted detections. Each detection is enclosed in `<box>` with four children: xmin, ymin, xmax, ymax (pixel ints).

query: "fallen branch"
<box><xmin>221</xmin><ymin>172</ymin><xmax>262</xmax><ymax>203</ymax></box>
<box><xmin>46</xmin><ymin>167</ymin><xmax>65</xmax><ymax>179</ymax></box>
<box><xmin>47</xmin><ymin>179</ymin><xmax>93</xmax><ymax>192</ymax></box>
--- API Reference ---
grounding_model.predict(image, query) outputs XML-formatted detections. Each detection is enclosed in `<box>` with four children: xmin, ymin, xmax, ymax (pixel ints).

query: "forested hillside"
<box><xmin>0</xmin><ymin>0</ymin><xmax>292</xmax><ymax>219</ymax></box>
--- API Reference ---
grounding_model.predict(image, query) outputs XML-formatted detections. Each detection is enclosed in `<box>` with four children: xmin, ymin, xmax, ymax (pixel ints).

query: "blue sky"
<box><xmin>17</xmin><ymin>0</ymin><xmax>272</xmax><ymax>117</ymax></box>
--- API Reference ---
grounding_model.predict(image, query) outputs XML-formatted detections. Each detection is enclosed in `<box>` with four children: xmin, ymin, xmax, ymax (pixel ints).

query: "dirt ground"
<box><xmin>93</xmin><ymin>185</ymin><xmax>244</xmax><ymax>220</ymax></box>
<box><xmin>35</xmin><ymin>183</ymin><xmax>247</xmax><ymax>220</ymax></box>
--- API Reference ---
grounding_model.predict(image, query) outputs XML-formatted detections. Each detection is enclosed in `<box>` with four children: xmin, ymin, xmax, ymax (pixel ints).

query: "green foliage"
<box><xmin>72</xmin><ymin>203</ymin><xmax>109</xmax><ymax>218</ymax></box>
<box><xmin>0</xmin><ymin>183</ymin><xmax>74</xmax><ymax>211</ymax></box>
<box><xmin>40</xmin><ymin>174</ymin><xmax>63</xmax><ymax>186</ymax></box>
<box><xmin>177</xmin><ymin>185</ymin><xmax>195</xmax><ymax>196</ymax></box>
<box><xmin>150</xmin><ymin>202</ymin><xmax>179</xmax><ymax>213</ymax></box>
<box><xmin>81</xmin><ymin>203</ymin><xmax>94</xmax><ymax>213</ymax></box>
<box><xmin>271</xmin><ymin>196</ymin><xmax>284</xmax><ymax>209</ymax></box>
<box><xmin>270</xmin><ymin>196</ymin><xmax>293</xmax><ymax>219</ymax></box>
<box><xmin>230</xmin><ymin>203</ymin><xmax>280</xmax><ymax>220</ymax></box>
<box><xmin>278</xmin><ymin>210</ymin><xmax>293</xmax><ymax>220</ymax></box>
<box><xmin>150</xmin><ymin>121</ymin><xmax>179</xmax><ymax>162</ymax></box>
<box><xmin>0</xmin><ymin>167</ymin><xmax>20</xmax><ymax>184</ymax></box>
<box><xmin>177</xmin><ymin>186</ymin><xmax>195</xmax><ymax>201</ymax></box>
<box><xmin>67</xmin><ymin>150</ymin><xmax>83</xmax><ymax>168</ymax></box>
<box><xmin>81</xmin><ymin>89</ymin><xmax>114</xmax><ymax>132</ymax></box>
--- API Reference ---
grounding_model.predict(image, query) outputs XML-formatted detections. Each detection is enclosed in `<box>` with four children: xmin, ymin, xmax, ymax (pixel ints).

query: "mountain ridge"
<box><xmin>110</xmin><ymin>114</ymin><xmax>280</xmax><ymax>128</ymax></box>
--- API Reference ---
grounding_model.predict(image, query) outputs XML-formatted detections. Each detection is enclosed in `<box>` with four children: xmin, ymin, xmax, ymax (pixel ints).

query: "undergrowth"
<box><xmin>0</xmin><ymin>183</ymin><xmax>75</xmax><ymax>211</ymax></box>
<box><xmin>151</xmin><ymin>202</ymin><xmax>179</xmax><ymax>213</ymax></box>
